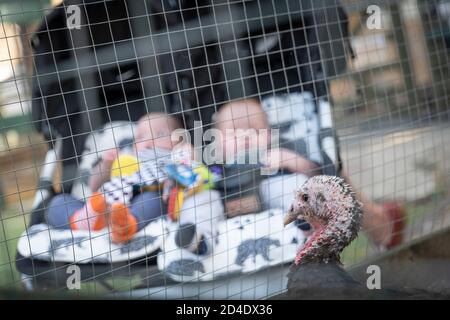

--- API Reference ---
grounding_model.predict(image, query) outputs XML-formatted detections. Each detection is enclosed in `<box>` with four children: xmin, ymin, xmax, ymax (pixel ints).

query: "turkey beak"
<box><xmin>284</xmin><ymin>204</ymin><xmax>298</xmax><ymax>227</ymax></box>
<box><xmin>284</xmin><ymin>214</ymin><xmax>297</xmax><ymax>227</ymax></box>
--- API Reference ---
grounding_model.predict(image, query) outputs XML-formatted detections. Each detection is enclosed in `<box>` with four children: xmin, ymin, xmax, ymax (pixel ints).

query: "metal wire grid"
<box><xmin>0</xmin><ymin>0</ymin><xmax>449</xmax><ymax>298</ymax></box>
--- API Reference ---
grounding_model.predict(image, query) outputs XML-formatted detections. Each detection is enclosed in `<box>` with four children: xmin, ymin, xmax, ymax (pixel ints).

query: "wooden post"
<box><xmin>400</xmin><ymin>0</ymin><xmax>432</xmax><ymax>87</ymax></box>
<box><xmin>390</xmin><ymin>2</ymin><xmax>417</xmax><ymax>113</ymax></box>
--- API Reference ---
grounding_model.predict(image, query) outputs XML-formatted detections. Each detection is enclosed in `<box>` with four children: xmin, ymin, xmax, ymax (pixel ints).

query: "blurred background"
<box><xmin>0</xmin><ymin>0</ymin><xmax>449</xmax><ymax>296</ymax></box>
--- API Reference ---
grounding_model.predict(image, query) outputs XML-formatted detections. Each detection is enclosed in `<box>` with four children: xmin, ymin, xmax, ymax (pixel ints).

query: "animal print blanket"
<box><xmin>159</xmin><ymin>208</ymin><xmax>305</xmax><ymax>282</ymax></box>
<box><xmin>17</xmin><ymin>209</ymin><xmax>304</xmax><ymax>282</ymax></box>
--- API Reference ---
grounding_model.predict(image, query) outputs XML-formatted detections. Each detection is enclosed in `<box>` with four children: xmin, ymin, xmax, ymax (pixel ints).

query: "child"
<box><xmin>46</xmin><ymin>112</ymin><xmax>224</xmax><ymax>250</ymax></box>
<box><xmin>212</xmin><ymin>99</ymin><xmax>318</xmax><ymax>232</ymax></box>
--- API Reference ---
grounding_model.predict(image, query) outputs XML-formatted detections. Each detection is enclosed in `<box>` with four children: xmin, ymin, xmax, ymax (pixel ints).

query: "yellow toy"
<box><xmin>110</xmin><ymin>154</ymin><xmax>140</xmax><ymax>178</ymax></box>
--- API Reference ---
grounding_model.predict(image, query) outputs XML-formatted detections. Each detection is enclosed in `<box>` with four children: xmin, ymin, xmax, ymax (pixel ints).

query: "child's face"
<box><xmin>135</xmin><ymin>115</ymin><xmax>179</xmax><ymax>151</ymax></box>
<box><xmin>215</xmin><ymin>102</ymin><xmax>270</xmax><ymax>159</ymax></box>
<box><xmin>217</xmin><ymin>120</ymin><xmax>265</xmax><ymax>157</ymax></box>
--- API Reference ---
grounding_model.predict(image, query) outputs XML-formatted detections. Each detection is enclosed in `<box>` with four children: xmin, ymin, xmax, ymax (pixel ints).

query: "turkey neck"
<box><xmin>294</xmin><ymin>224</ymin><xmax>341</xmax><ymax>265</ymax></box>
<box><xmin>295</xmin><ymin>206</ymin><xmax>358</xmax><ymax>265</ymax></box>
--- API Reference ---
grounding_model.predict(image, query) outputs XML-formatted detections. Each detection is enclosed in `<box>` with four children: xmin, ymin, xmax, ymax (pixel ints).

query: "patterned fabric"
<box><xmin>137</xmin><ymin>148</ymin><xmax>172</xmax><ymax>185</ymax></box>
<box><xmin>261</xmin><ymin>91</ymin><xmax>322</xmax><ymax>166</ymax></box>
<box><xmin>102</xmin><ymin>174</ymin><xmax>137</xmax><ymax>205</ymax></box>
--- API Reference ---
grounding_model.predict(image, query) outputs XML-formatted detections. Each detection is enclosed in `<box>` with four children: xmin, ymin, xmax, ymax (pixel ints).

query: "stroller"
<box><xmin>16</xmin><ymin>0</ymin><xmax>352</xmax><ymax>298</ymax></box>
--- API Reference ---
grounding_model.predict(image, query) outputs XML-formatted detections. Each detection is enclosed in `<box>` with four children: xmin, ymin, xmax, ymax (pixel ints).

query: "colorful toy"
<box><xmin>167</xmin><ymin>186</ymin><xmax>184</xmax><ymax>222</ymax></box>
<box><xmin>165</xmin><ymin>164</ymin><xmax>198</xmax><ymax>187</ymax></box>
<box><xmin>165</xmin><ymin>162</ymin><xmax>217</xmax><ymax>221</ymax></box>
<box><xmin>106</xmin><ymin>152</ymin><xmax>218</xmax><ymax>222</ymax></box>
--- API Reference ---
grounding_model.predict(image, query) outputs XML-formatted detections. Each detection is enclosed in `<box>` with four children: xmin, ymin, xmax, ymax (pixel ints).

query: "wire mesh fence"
<box><xmin>0</xmin><ymin>0</ymin><xmax>449</xmax><ymax>299</ymax></box>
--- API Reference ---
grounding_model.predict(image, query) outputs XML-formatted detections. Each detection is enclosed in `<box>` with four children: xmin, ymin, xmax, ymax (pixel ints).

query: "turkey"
<box><xmin>278</xmin><ymin>175</ymin><xmax>445</xmax><ymax>300</ymax></box>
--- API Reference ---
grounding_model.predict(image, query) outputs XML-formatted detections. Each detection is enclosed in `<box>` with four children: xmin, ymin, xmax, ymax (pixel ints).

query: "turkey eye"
<box><xmin>301</xmin><ymin>194</ymin><xmax>309</xmax><ymax>202</ymax></box>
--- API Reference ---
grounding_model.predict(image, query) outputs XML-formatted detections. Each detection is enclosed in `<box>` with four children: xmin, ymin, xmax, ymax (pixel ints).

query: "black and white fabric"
<box><xmin>262</xmin><ymin>92</ymin><xmax>323</xmax><ymax>166</ymax></box>
<box><xmin>102</xmin><ymin>175</ymin><xmax>137</xmax><ymax>205</ymax></box>
<box><xmin>137</xmin><ymin>148</ymin><xmax>172</xmax><ymax>185</ymax></box>
<box><xmin>17</xmin><ymin>219</ymin><xmax>166</xmax><ymax>263</ymax></box>
<box><xmin>261</xmin><ymin>92</ymin><xmax>341</xmax><ymax>176</ymax></box>
<box><xmin>159</xmin><ymin>208</ymin><xmax>305</xmax><ymax>282</ymax></box>
<box><xmin>18</xmin><ymin>207</ymin><xmax>305</xmax><ymax>272</ymax></box>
